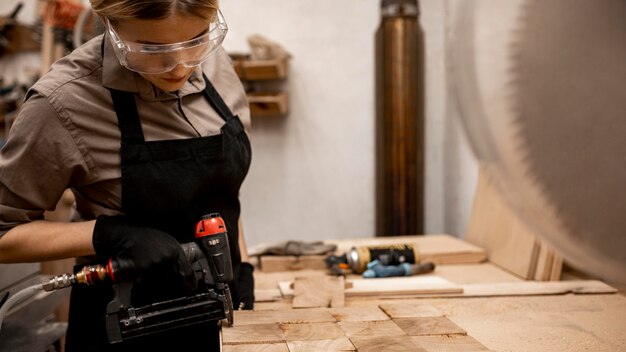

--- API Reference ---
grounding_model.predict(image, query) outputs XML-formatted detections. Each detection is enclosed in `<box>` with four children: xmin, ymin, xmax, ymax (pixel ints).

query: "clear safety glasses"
<box><xmin>105</xmin><ymin>10</ymin><xmax>228</xmax><ymax>74</ymax></box>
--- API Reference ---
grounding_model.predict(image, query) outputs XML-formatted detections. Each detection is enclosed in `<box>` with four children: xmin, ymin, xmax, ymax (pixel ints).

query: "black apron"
<box><xmin>65</xmin><ymin>75</ymin><xmax>251</xmax><ymax>352</ymax></box>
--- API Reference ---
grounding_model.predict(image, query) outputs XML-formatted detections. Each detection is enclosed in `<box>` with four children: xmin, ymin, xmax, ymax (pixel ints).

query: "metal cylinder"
<box><xmin>375</xmin><ymin>0</ymin><xmax>424</xmax><ymax>236</ymax></box>
<box><xmin>347</xmin><ymin>244</ymin><xmax>420</xmax><ymax>274</ymax></box>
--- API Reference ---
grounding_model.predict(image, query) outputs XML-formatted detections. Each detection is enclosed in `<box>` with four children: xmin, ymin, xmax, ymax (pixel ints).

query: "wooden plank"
<box><xmin>254</xmin><ymin>269</ymin><xmax>326</xmax><ymax>290</ymax></box>
<box><xmin>221</xmin><ymin>323</ymin><xmax>284</xmax><ymax>345</ymax></box>
<box><xmin>393</xmin><ymin>317</ymin><xmax>467</xmax><ymax>336</ymax></box>
<box><xmin>286</xmin><ymin>337</ymin><xmax>355</xmax><ymax>352</ymax></box>
<box><xmin>350</xmin><ymin>336</ymin><xmax>426</xmax><ymax>352</ymax></box>
<box><xmin>292</xmin><ymin>276</ymin><xmax>345</xmax><ymax>308</ymax></box>
<box><xmin>325</xmin><ymin>234</ymin><xmax>487</xmax><ymax>265</ymax></box>
<box><xmin>465</xmin><ymin>166</ymin><xmax>540</xmax><ymax>279</ymax></box>
<box><xmin>280</xmin><ymin>322</ymin><xmax>346</xmax><ymax>341</ymax></box>
<box><xmin>347</xmin><ymin>276</ymin><xmax>463</xmax><ymax>297</ymax></box>
<box><xmin>233</xmin><ymin>308</ymin><xmax>336</xmax><ymax>326</ymax></box>
<box><xmin>259</xmin><ymin>255</ymin><xmax>327</xmax><ymax>272</ymax></box>
<box><xmin>412</xmin><ymin>335</ymin><xmax>491</xmax><ymax>352</ymax></box>
<box><xmin>280</xmin><ymin>276</ymin><xmax>463</xmax><ymax>298</ymax></box>
<box><xmin>433</xmin><ymin>263</ymin><xmax>524</xmax><ymax>284</ymax></box>
<box><xmin>460</xmin><ymin>280</ymin><xmax>617</xmax><ymax>297</ymax></box>
<box><xmin>338</xmin><ymin>320</ymin><xmax>406</xmax><ymax>338</ymax></box>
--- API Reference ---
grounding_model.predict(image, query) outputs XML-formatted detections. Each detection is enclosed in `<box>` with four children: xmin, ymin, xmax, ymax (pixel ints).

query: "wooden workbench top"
<box><xmin>228</xmin><ymin>262</ymin><xmax>625</xmax><ymax>351</ymax></box>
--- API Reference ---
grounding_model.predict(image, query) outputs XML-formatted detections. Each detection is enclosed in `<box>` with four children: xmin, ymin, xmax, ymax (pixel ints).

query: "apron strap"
<box><xmin>202</xmin><ymin>74</ymin><xmax>236</xmax><ymax>122</ymax></box>
<box><xmin>108</xmin><ymin>88</ymin><xmax>146</xmax><ymax>144</ymax></box>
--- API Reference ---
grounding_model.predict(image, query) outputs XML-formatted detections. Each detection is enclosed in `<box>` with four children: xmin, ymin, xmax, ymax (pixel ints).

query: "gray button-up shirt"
<box><xmin>0</xmin><ymin>34</ymin><xmax>251</xmax><ymax>235</ymax></box>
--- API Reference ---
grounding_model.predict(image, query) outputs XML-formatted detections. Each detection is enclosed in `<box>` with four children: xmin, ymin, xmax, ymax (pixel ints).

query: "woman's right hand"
<box><xmin>92</xmin><ymin>215</ymin><xmax>194</xmax><ymax>289</ymax></box>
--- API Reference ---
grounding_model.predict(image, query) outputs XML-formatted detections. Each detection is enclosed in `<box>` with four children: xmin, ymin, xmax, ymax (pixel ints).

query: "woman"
<box><xmin>0</xmin><ymin>0</ymin><xmax>253</xmax><ymax>350</ymax></box>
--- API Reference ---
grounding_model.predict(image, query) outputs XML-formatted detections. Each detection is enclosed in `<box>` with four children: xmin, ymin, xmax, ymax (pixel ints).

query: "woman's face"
<box><xmin>114</xmin><ymin>13</ymin><xmax>211</xmax><ymax>92</ymax></box>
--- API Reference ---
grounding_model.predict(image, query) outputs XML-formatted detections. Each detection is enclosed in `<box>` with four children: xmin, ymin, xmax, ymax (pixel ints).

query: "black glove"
<box><xmin>233</xmin><ymin>262</ymin><xmax>255</xmax><ymax>310</ymax></box>
<box><xmin>92</xmin><ymin>215</ymin><xmax>195</xmax><ymax>294</ymax></box>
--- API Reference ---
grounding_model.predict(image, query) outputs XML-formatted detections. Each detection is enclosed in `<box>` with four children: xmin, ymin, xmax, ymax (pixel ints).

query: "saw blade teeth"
<box><xmin>505</xmin><ymin>0</ymin><xmax>626</xmax><ymax>282</ymax></box>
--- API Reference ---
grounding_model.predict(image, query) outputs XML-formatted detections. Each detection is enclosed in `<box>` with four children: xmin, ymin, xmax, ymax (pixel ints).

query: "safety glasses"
<box><xmin>105</xmin><ymin>10</ymin><xmax>228</xmax><ymax>74</ymax></box>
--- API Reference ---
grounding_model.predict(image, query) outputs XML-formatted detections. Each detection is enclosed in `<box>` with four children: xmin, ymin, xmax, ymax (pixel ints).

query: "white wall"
<box><xmin>0</xmin><ymin>0</ymin><xmax>479</xmax><ymax>248</ymax></box>
<box><xmin>220</xmin><ymin>0</ymin><xmax>478</xmax><ymax>247</ymax></box>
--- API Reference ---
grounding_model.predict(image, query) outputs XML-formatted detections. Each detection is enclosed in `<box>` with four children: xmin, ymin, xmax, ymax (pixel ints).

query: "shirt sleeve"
<box><xmin>0</xmin><ymin>92</ymin><xmax>89</xmax><ymax>236</ymax></box>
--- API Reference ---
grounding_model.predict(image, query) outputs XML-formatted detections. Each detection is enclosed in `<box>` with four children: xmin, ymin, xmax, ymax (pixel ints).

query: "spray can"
<box><xmin>347</xmin><ymin>244</ymin><xmax>420</xmax><ymax>274</ymax></box>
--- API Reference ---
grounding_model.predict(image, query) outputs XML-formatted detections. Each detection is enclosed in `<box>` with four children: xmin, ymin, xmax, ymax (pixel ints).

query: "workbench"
<box><xmin>223</xmin><ymin>236</ymin><xmax>626</xmax><ymax>352</ymax></box>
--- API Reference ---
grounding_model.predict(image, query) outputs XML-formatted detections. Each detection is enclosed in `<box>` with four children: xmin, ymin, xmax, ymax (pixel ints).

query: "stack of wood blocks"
<box><xmin>221</xmin><ymin>302</ymin><xmax>490</xmax><ymax>351</ymax></box>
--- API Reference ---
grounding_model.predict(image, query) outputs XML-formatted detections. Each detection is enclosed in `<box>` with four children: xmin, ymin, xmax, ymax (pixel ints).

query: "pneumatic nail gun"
<box><xmin>42</xmin><ymin>213</ymin><xmax>235</xmax><ymax>344</ymax></box>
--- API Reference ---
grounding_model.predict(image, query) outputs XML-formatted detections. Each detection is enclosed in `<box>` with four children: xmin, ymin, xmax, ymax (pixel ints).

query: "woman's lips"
<box><xmin>163</xmin><ymin>76</ymin><xmax>185</xmax><ymax>83</ymax></box>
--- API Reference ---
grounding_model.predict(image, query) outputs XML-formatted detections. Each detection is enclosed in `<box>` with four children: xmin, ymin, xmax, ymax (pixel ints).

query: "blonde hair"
<box><xmin>90</xmin><ymin>0</ymin><xmax>218</xmax><ymax>22</ymax></box>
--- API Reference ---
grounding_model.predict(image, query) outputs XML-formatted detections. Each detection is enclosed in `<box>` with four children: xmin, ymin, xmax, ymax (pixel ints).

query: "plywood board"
<box><xmin>465</xmin><ymin>166</ymin><xmax>540</xmax><ymax>279</ymax></box>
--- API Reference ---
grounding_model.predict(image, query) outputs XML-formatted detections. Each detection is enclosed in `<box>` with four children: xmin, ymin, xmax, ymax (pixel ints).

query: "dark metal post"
<box><xmin>375</xmin><ymin>0</ymin><xmax>424</xmax><ymax>236</ymax></box>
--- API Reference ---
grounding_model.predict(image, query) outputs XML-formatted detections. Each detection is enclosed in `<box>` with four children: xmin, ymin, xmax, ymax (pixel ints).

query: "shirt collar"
<box><xmin>101</xmin><ymin>34</ymin><xmax>206</xmax><ymax>101</ymax></box>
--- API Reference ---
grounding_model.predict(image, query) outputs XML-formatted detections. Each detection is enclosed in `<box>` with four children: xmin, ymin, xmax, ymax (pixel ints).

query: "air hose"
<box><xmin>0</xmin><ymin>283</ymin><xmax>44</xmax><ymax>334</ymax></box>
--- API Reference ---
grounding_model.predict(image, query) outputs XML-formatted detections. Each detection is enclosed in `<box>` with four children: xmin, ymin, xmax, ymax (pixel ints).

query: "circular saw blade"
<box><xmin>510</xmin><ymin>0</ymin><xmax>626</xmax><ymax>283</ymax></box>
<box><xmin>448</xmin><ymin>0</ymin><xmax>626</xmax><ymax>284</ymax></box>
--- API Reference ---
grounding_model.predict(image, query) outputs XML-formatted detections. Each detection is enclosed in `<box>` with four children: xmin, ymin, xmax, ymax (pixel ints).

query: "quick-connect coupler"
<box><xmin>42</xmin><ymin>262</ymin><xmax>113</xmax><ymax>291</ymax></box>
<box><xmin>42</xmin><ymin>273</ymin><xmax>77</xmax><ymax>291</ymax></box>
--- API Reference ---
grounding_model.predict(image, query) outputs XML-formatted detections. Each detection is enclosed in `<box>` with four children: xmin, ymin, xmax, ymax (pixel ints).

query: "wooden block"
<box><xmin>240</xmin><ymin>58</ymin><xmax>289</xmax><ymax>80</ymax></box>
<box><xmin>293</xmin><ymin>276</ymin><xmax>344</xmax><ymax>308</ymax></box>
<box><xmin>412</xmin><ymin>335</ymin><xmax>491</xmax><ymax>352</ymax></box>
<box><xmin>338</xmin><ymin>320</ymin><xmax>406</xmax><ymax>338</ymax></box>
<box><xmin>233</xmin><ymin>308</ymin><xmax>337</xmax><ymax>326</ymax></box>
<box><xmin>550</xmin><ymin>254</ymin><xmax>563</xmax><ymax>281</ymax></box>
<box><xmin>259</xmin><ymin>255</ymin><xmax>327</xmax><ymax>272</ymax></box>
<box><xmin>255</xmin><ymin>288</ymin><xmax>283</xmax><ymax>302</ymax></box>
<box><xmin>279</xmin><ymin>322</ymin><xmax>346</xmax><ymax>341</ymax></box>
<box><xmin>350</xmin><ymin>336</ymin><xmax>427</xmax><ymax>352</ymax></box>
<box><xmin>329</xmin><ymin>306</ymin><xmax>390</xmax><ymax>322</ymax></box>
<box><xmin>254</xmin><ymin>269</ymin><xmax>326</xmax><ymax>290</ymax></box>
<box><xmin>379</xmin><ymin>302</ymin><xmax>443</xmax><ymax>318</ymax></box>
<box><xmin>221</xmin><ymin>323</ymin><xmax>284</xmax><ymax>345</ymax></box>
<box><xmin>534</xmin><ymin>241</ymin><xmax>554</xmax><ymax>281</ymax></box>
<box><xmin>223</xmin><ymin>343</ymin><xmax>289</xmax><ymax>352</ymax></box>
<box><xmin>393</xmin><ymin>317</ymin><xmax>467</xmax><ymax>336</ymax></box>
<box><xmin>325</xmin><ymin>234</ymin><xmax>487</xmax><ymax>265</ymax></box>
<box><xmin>287</xmin><ymin>337</ymin><xmax>356</xmax><ymax>352</ymax></box>
<box><xmin>465</xmin><ymin>166</ymin><xmax>541</xmax><ymax>279</ymax></box>
<box><xmin>248</xmin><ymin>92</ymin><xmax>289</xmax><ymax>117</ymax></box>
